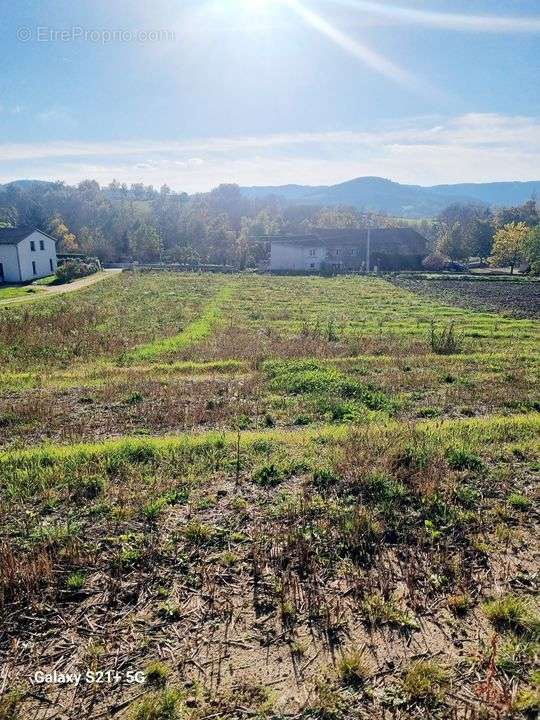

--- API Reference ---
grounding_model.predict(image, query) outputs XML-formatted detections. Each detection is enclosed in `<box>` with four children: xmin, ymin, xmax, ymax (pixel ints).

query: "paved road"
<box><xmin>0</xmin><ymin>269</ymin><xmax>122</xmax><ymax>308</ymax></box>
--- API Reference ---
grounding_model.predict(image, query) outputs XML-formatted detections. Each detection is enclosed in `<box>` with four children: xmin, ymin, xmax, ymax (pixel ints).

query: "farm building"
<box><xmin>0</xmin><ymin>227</ymin><xmax>58</xmax><ymax>283</ymax></box>
<box><xmin>269</xmin><ymin>228</ymin><xmax>427</xmax><ymax>273</ymax></box>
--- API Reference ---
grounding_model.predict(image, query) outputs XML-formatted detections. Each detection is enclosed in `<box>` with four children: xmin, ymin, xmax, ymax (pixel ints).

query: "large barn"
<box><xmin>269</xmin><ymin>228</ymin><xmax>427</xmax><ymax>273</ymax></box>
<box><xmin>0</xmin><ymin>227</ymin><xmax>58</xmax><ymax>283</ymax></box>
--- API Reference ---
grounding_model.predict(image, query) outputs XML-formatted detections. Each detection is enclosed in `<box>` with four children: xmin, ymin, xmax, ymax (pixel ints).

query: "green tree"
<box><xmin>489</xmin><ymin>222</ymin><xmax>528</xmax><ymax>274</ymax></box>
<box><xmin>128</xmin><ymin>222</ymin><xmax>161</xmax><ymax>262</ymax></box>
<box><xmin>523</xmin><ymin>225</ymin><xmax>540</xmax><ymax>275</ymax></box>
<box><xmin>436</xmin><ymin>222</ymin><xmax>465</xmax><ymax>260</ymax></box>
<box><xmin>495</xmin><ymin>199</ymin><xmax>538</xmax><ymax>228</ymax></box>
<box><xmin>466</xmin><ymin>218</ymin><xmax>494</xmax><ymax>262</ymax></box>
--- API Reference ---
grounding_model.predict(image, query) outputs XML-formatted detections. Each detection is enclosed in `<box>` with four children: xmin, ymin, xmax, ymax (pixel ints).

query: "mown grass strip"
<box><xmin>124</xmin><ymin>284</ymin><xmax>234</xmax><ymax>363</ymax></box>
<box><xmin>1</xmin><ymin>413</ymin><xmax>537</xmax><ymax>468</ymax></box>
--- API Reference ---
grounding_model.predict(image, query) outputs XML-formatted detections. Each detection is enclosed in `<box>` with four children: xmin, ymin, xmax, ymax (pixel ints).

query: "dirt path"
<box><xmin>0</xmin><ymin>269</ymin><xmax>122</xmax><ymax>308</ymax></box>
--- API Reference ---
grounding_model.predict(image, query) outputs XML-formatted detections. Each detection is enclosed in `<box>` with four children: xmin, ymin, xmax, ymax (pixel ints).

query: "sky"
<box><xmin>0</xmin><ymin>0</ymin><xmax>539</xmax><ymax>192</ymax></box>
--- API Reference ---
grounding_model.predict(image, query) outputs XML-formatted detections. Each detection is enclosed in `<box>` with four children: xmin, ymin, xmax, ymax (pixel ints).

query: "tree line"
<box><xmin>0</xmin><ymin>179</ymin><xmax>538</xmax><ymax>273</ymax></box>
<box><xmin>428</xmin><ymin>200</ymin><xmax>540</xmax><ymax>274</ymax></box>
<box><xmin>0</xmin><ymin>179</ymin><xmax>429</xmax><ymax>267</ymax></box>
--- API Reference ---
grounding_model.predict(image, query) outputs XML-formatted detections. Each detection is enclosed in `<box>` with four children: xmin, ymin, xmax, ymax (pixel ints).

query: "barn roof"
<box><xmin>0</xmin><ymin>227</ymin><xmax>57</xmax><ymax>245</ymax></box>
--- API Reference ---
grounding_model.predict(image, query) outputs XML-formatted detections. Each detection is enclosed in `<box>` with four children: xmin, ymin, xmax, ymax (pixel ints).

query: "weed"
<box><xmin>445</xmin><ymin>447</ymin><xmax>485</xmax><ymax>472</ymax></box>
<box><xmin>483</xmin><ymin>594</ymin><xmax>540</xmax><ymax>635</ymax></box>
<box><xmin>495</xmin><ymin>636</ymin><xmax>538</xmax><ymax>677</ymax></box>
<box><xmin>129</xmin><ymin>688</ymin><xmax>184</xmax><ymax>720</ymax></box>
<box><xmin>0</xmin><ymin>689</ymin><xmax>23</xmax><ymax>720</ymax></box>
<box><xmin>402</xmin><ymin>660</ymin><xmax>450</xmax><ymax>705</ymax></box>
<box><xmin>252</xmin><ymin>463</ymin><xmax>284</xmax><ymax>487</ymax></box>
<box><xmin>65</xmin><ymin>571</ymin><xmax>85</xmax><ymax>591</ymax></box>
<box><xmin>157</xmin><ymin>602</ymin><xmax>182</xmax><ymax>622</ymax></box>
<box><xmin>145</xmin><ymin>661</ymin><xmax>170</xmax><ymax>687</ymax></box>
<box><xmin>337</xmin><ymin>649</ymin><xmax>373</xmax><ymax>688</ymax></box>
<box><xmin>312</xmin><ymin>469</ymin><xmax>340</xmax><ymax>493</ymax></box>
<box><xmin>78</xmin><ymin>476</ymin><xmax>105</xmax><ymax>500</ymax></box>
<box><xmin>361</xmin><ymin>593</ymin><xmax>418</xmax><ymax>630</ymax></box>
<box><xmin>142</xmin><ymin>497</ymin><xmax>167</xmax><ymax>522</ymax></box>
<box><xmin>507</xmin><ymin>493</ymin><xmax>531</xmax><ymax>511</ymax></box>
<box><xmin>429</xmin><ymin>321</ymin><xmax>464</xmax><ymax>355</ymax></box>
<box><xmin>447</xmin><ymin>593</ymin><xmax>471</xmax><ymax>615</ymax></box>
<box><xmin>181</xmin><ymin>521</ymin><xmax>215</xmax><ymax>545</ymax></box>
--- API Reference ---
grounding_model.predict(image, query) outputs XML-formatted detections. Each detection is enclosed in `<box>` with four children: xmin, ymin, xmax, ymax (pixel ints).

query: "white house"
<box><xmin>0</xmin><ymin>227</ymin><xmax>58</xmax><ymax>283</ymax></box>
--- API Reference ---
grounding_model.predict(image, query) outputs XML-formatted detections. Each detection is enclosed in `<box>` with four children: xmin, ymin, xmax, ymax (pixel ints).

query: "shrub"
<box><xmin>422</xmin><ymin>253</ymin><xmax>450</xmax><ymax>271</ymax></box>
<box><xmin>56</xmin><ymin>257</ymin><xmax>100</xmax><ymax>284</ymax></box>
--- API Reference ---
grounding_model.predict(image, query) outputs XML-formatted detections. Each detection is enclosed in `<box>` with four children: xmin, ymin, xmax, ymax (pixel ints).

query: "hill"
<box><xmin>241</xmin><ymin>176</ymin><xmax>540</xmax><ymax>218</ymax></box>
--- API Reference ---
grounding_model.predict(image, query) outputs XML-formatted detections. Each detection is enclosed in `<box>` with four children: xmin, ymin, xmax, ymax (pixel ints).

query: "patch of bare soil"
<box><xmin>1</xmin><ymin>437</ymin><xmax>538</xmax><ymax>719</ymax></box>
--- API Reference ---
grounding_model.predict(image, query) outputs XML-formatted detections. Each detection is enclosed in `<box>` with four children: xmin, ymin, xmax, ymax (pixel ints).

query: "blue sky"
<box><xmin>1</xmin><ymin>0</ymin><xmax>539</xmax><ymax>191</ymax></box>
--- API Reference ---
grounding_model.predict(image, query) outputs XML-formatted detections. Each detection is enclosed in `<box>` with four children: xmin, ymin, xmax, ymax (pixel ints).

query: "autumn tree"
<box><xmin>489</xmin><ymin>222</ymin><xmax>528</xmax><ymax>274</ymax></box>
<box><xmin>47</xmin><ymin>213</ymin><xmax>78</xmax><ymax>252</ymax></box>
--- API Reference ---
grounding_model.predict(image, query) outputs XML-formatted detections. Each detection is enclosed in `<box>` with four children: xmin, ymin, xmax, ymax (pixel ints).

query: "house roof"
<box><xmin>269</xmin><ymin>228</ymin><xmax>427</xmax><ymax>253</ymax></box>
<box><xmin>0</xmin><ymin>227</ymin><xmax>57</xmax><ymax>246</ymax></box>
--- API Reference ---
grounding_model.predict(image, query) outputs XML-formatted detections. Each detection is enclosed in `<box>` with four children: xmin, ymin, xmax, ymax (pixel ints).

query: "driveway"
<box><xmin>0</xmin><ymin>269</ymin><xmax>122</xmax><ymax>308</ymax></box>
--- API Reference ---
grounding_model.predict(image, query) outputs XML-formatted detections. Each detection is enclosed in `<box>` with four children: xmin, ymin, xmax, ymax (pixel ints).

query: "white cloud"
<box><xmin>0</xmin><ymin>113</ymin><xmax>538</xmax><ymax>191</ymax></box>
<box><xmin>332</xmin><ymin>1</ymin><xmax>540</xmax><ymax>33</ymax></box>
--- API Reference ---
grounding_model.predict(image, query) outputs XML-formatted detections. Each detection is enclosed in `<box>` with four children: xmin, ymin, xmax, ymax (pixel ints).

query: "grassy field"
<box><xmin>0</xmin><ymin>272</ymin><xmax>538</xmax><ymax>719</ymax></box>
<box><xmin>0</xmin><ymin>285</ymin><xmax>45</xmax><ymax>301</ymax></box>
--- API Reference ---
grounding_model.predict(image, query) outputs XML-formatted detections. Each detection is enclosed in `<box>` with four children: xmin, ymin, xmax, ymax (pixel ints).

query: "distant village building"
<box><xmin>0</xmin><ymin>227</ymin><xmax>58</xmax><ymax>283</ymax></box>
<box><xmin>269</xmin><ymin>228</ymin><xmax>427</xmax><ymax>273</ymax></box>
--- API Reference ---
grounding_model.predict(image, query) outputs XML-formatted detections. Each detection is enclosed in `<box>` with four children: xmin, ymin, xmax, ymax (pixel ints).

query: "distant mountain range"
<box><xmin>241</xmin><ymin>176</ymin><xmax>540</xmax><ymax>218</ymax></box>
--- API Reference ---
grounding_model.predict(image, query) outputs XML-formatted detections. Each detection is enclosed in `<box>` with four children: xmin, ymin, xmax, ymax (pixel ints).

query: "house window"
<box><xmin>309</xmin><ymin>249</ymin><xmax>316</xmax><ymax>257</ymax></box>
<box><xmin>50</xmin><ymin>258</ymin><xmax>54</xmax><ymax>273</ymax></box>
<box><xmin>39</xmin><ymin>240</ymin><xmax>45</xmax><ymax>251</ymax></box>
<box><xmin>30</xmin><ymin>241</ymin><xmax>36</xmax><ymax>252</ymax></box>
<box><xmin>32</xmin><ymin>261</ymin><xmax>37</xmax><ymax>275</ymax></box>
<box><xmin>334</xmin><ymin>248</ymin><xmax>340</xmax><ymax>256</ymax></box>
<box><xmin>310</xmin><ymin>263</ymin><xmax>316</xmax><ymax>268</ymax></box>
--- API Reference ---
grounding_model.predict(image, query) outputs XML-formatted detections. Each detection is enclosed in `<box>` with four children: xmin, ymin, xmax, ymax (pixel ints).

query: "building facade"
<box><xmin>0</xmin><ymin>228</ymin><xmax>58</xmax><ymax>283</ymax></box>
<box><xmin>270</xmin><ymin>228</ymin><xmax>427</xmax><ymax>273</ymax></box>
